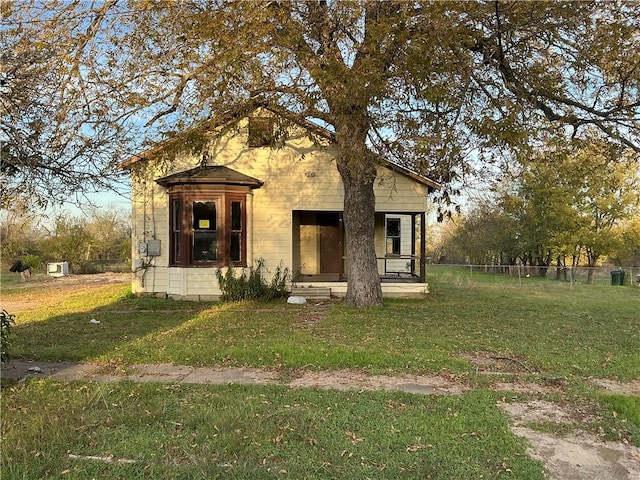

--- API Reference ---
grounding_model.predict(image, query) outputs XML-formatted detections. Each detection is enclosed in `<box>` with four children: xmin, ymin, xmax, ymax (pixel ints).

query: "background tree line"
<box><xmin>430</xmin><ymin>137</ymin><xmax>640</xmax><ymax>283</ymax></box>
<box><xmin>1</xmin><ymin>207</ymin><xmax>131</xmax><ymax>275</ymax></box>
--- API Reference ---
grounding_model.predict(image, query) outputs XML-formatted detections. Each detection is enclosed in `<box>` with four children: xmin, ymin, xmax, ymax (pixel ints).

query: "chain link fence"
<box><xmin>73</xmin><ymin>259</ymin><xmax>130</xmax><ymax>274</ymax></box>
<box><xmin>426</xmin><ymin>264</ymin><xmax>640</xmax><ymax>287</ymax></box>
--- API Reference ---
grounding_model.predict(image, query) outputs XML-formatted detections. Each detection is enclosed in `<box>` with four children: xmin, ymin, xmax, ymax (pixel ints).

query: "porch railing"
<box><xmin>377</xmin><ymin>254</ymin><xmax>425</xmax><ymax>281</ymax></box>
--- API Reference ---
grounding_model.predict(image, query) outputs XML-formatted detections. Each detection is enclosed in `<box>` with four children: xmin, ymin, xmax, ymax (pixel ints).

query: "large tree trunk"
<box><xmin>337</xmin><ymin>157</ymin><xmax>383</xmax><ymax>307</ymax></box>
<box><xmin>334</xmin><ymin>113</ymin><xmax>383</xmax><ymax>308</ymax></box>
<box><xmin>330</xmin><ymin>90</ymin><xmax>382</xmax><ymax>308</ymax></box>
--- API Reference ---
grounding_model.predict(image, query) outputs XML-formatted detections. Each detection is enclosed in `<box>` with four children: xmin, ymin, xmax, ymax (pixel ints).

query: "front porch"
<box><xmin>291</xmin><ymin>279</ymin><xmax>431</xmax><ymax>299</ymax></box>
<box><xmin>292</xmin><ymin>211</ymin><xmax>428</xmax><ymax>284</ymax></box>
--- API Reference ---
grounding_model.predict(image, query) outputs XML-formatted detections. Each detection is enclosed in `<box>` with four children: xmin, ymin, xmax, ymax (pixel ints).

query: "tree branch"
<box><xmin>472</xmin><ymin>6</ymin><xmax>640</xmax><ymax>151</ymax></box>
<box><xmin>144</xmin><ymin>71</ymin><xmax>197</xmax><ymax>127</ymax></box>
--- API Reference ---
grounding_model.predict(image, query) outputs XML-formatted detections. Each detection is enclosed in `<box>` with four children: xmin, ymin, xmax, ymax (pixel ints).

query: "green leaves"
<box><xmin>1</xmin><ymin>310</ymin><xmax>16</xmax><ymax>364</ymax></box>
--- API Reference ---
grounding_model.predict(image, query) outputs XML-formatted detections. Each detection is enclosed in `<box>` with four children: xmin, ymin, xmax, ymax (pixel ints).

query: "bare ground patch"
<box><xmin>589</xmin><ymin>378</ymin><xmax>640</xmax><ymax>396</ymax></box>
<box><xmin>490</xmin><ymin>380</ymin><xmax>565</xmax><ymax>395</ymax></box>
<box><xmin>499</xmin><ymin>399</ymin><xmax>597</xmax><ymax>427</ymax></box>
<box><xmin>1</xmin><ymin>273</ymin><xmax>130</xmax><ymax>313</ymax></box>
<box><xmin>286</xmin><ymin>368</ymin><xmax>469</xmax><ymax>395</ymax></box>
<box><xmin>499</xmin><ymin>400</ymin><xmax>640</xmax><ymax>480</ymax></box>
<box><xmin>4</xmin><ymin>272</ymin><xmax>129</xmax><ymax>289</ymax></box>
<box><xmin>460</xmin><ymin>351</ymin><xmax>565</xmax><ymax>394</ymax></box>
<box><xmin>292</xmin><ymin>301</ymin><xmax>334</xmax><ymax>326</ymax></box>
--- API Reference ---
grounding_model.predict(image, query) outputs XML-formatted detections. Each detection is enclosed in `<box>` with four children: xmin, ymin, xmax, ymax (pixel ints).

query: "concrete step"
<box><xmin>290</xmin><ymin>286</ymin><xmax>332</xmax><ymax>300</ymax></box>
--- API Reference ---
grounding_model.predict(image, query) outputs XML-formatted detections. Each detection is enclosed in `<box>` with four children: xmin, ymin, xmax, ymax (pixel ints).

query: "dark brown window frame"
<box><xmin>168</xmin><ymin>185</ymin><xmax>248</xmax><ymax>268</ymax></box>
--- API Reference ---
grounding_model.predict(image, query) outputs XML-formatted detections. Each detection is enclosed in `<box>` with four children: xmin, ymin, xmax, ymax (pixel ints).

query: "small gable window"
<box><xmin>248</xmin><ymin>117</ymin><xmax>274</xmax><ymax>147</ymax></box>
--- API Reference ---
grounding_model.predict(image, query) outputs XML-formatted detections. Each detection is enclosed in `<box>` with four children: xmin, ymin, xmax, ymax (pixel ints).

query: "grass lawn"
<box><xmin>1</xmin><ymin>270</ymin><xmax>638</xmax><ymax>478</ymax></box>
<box><xmin>3</xmin><ymin>270</ymin><xmax>638</xmax><ymax>380</ymax></box>
<box><xmin>2</xmin><ymin>380</ymin><xmax>544</xmax><ymax>479</ymax></box>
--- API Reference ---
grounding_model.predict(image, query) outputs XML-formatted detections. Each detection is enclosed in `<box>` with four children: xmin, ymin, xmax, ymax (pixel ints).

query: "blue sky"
<box><xmin>51</xmin><ymin>187</ymin><xmax>130</xmax><ymax>219</ymax></box>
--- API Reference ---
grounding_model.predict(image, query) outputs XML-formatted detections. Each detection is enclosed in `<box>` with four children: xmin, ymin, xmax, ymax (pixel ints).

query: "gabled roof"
<box><xmin>382</xmin><ymin>162</ymin><xmax>441</xmax><ymax>192</ymax></box>
<box><xmin>156</xmin><ymin>166</ymin><xmax>264</xmax><ymax>189</ymax></box>
<box><xmin>121</xmin><ymin>101</ymin><xmax>441</xmax><ymax>192</ymax></box>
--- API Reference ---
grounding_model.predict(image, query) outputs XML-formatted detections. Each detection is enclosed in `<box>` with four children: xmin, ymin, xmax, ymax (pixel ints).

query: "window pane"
<box><xmin>172</xmin><ymin>199</ymin><xmax>181</xmax><ymax>232</ymax></box>
<box><xmin>171</xmin><ymin>200</ymin><xmax>182</xmax><ymax>232</ymax></box>
<box><xmin>193</xmin><ymin>232</ymin><xmax>217</xmax><ymax>262</ymax></box>
<box><xmin>193</xmin><ymin>201</ymin><xmax>216</xmax><ymax>230</ymax></box>
<box><xmin>231</xmin><ymin>201</ymin><xmax>242</xmax><ymax>231</ymax></box>
<box><xmin>173</xmin><ymin>232</ymin><xmax>181</xmax><ymax>262</ymax></box>
<box><xmin>386</xmin><ymin>218</ymin><xmax>400</xmax><ymax>237</ymax></box>
<box><xmin>386</xmin><ymin>237</ymin><xmax>400</xmax><ymax>255</ymax></box>
<box><xmin>230</xmin><ymin>232</ymin><xmax>241</xmax><ymax>262</ymax></box>
<box><xmin>171</xmin><ymin>199</ymin><xmax>182</xmax><ymax>264</ymax></box>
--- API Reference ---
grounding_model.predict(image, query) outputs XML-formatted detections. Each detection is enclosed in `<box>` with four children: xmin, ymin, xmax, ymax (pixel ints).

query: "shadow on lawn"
<box><xmin>11</xmin><ymin>294</ymin><xmax>218</xmax><ymax>363</ymax></box>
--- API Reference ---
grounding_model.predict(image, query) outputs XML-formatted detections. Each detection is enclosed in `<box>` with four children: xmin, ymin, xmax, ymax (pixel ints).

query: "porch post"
<box><xmin>339</xmin><ymin>211</ymin><xmax>345</xmax><ymax>281</ymax></box>
<box><xmin>420</xmin><ymin>212</ymin><xmax>426</xmax><ymax>282</ymax></box>
<box><xmin>411</xmin><ymin>214</ymin><xmax>417</xmax><ymax>276</ymax></box>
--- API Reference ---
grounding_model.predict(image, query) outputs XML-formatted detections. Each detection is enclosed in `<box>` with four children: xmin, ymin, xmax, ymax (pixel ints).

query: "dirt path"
<box><xmin>501</xmin><ymin>400</ymin><xmax>640</xmax><ymax>480</ymax></box>
<box><xmin>0</xmin><ymin>272</ymin><xmax>130</xmax><ymax>313</ymax></box>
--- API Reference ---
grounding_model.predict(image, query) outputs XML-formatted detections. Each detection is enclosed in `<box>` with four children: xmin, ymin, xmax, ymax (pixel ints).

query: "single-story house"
<box><xmin>121</xmin><ymin>108</ymin><xmax>440</xmax><ymax>300</ymax></box>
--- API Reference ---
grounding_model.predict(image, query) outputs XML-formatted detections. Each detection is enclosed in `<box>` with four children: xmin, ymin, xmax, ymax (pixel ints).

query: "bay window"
<box><xmin>169</xmin><ymin>192</ymin><xmax>247</xmax><ymax>267</ymax></box>
<box><xmin>157</xmin><ymin>165</ymin><xmax>262</xmax><ymax>268</ymax></box>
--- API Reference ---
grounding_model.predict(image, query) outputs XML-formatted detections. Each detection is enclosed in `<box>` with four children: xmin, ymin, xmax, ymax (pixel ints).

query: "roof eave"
<box><xmin>157</xmin><ymin>178</ymin><xmax>264</xmax><ymax>189</ymax></box>
<box><xmin>382</xmin><ymin>161</ymin><xmax>442</xmax><ymax>192</ymax></box>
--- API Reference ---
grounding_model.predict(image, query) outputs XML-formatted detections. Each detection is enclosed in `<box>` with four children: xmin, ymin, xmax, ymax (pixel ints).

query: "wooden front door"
<box><xmin>318</xmin><ymin>213</ymin><xmax>343</xmax><ymax>276</ymax></box>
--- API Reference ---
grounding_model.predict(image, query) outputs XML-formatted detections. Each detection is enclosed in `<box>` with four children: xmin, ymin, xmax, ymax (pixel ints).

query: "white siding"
<box><xmin>384</xmin><ymin>215</ymin><xmax>413</xmax><ymax>274</ymax></box>
<box><xmin>131</xmin><ymin>173</ymin><xmax>170</xmax><ymax>294</ymax></box>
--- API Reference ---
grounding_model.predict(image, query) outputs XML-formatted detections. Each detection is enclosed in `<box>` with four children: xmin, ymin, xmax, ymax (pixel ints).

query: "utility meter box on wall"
<box><xmin>138</xmin><ymin>239</ymin><xmax>161</xmax><ymax>257</ymax></box>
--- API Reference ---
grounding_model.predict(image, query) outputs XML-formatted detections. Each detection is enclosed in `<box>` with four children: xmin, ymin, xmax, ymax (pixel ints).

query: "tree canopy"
<box><xmin>1</xmin><ymin>1</ymin><xmax>131</xmax><ymax>211</ymax></box>
<box><xmin>3</xmin><ymin>1</ymin><xmax>640</xmax><ymax>305</ymax></box>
